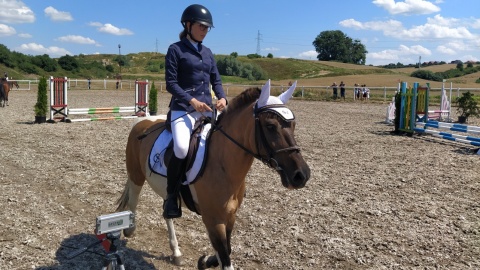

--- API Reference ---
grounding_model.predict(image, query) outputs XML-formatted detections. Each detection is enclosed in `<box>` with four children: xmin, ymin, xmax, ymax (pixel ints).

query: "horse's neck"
<box><xmin>212</xmin><ymin>106</ymin><xmax>256</xmax><ymax>175</ymax></box>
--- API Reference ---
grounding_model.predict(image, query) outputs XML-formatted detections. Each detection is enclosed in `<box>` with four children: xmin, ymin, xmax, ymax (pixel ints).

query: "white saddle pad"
<box><xmin>149</xmin><ymin>123</ymin><xmax>211</xmax><ymax>184</ymax></box>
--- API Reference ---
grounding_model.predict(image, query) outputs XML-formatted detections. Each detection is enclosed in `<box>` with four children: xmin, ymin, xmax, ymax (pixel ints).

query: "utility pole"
<box><xmin>155</xmin><ymin>39</ymin><xmax>159</xmax><ymax>54</ymax></box>
<box><xmin>118</xmin><ymin>44</ymin><xmax>122</xmax><ymax>75</ymax></box>
<box><xmin>256</xmin><ymin>30</ymin><xmax>262</xmax><ymax>55</ymax></box>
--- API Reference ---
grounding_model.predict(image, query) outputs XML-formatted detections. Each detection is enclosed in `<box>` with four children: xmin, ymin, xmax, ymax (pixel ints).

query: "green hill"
<box><xmin>1</xmin><ymin>49</ymin><xmax>479</xmax><ymax>88</ymax></box>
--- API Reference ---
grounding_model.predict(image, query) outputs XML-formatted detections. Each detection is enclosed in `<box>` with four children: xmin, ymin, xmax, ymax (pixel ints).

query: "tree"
<box><xmin>267</xmin><ymin>53</ymin><xmax>273</xmax><ymax>58</ymax></box>
<box><xmin>32</xmin><ymin>54</ymin><xmax>57</xmax><ymax>72</ymax></box>
<box><xmin>58</xmin><ymin>55</ymin><xmax>79</xmax><ymax>71</ymax></box>
<box><xmin>456</xmin><ymin>62</ymin><xmax>464</xmax><ymax>71</ymax></box>
<box><xmin>312</xmin><ymin>30</ymin><xmax>367</xmax><ymax>64</ymax></box>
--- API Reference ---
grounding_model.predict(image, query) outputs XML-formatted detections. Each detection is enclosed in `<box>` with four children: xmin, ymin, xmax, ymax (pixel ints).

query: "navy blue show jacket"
<box><xmin>165</xmin><ymin>37</ymin><xmax>227</xmax><ymax>112</ymax></box>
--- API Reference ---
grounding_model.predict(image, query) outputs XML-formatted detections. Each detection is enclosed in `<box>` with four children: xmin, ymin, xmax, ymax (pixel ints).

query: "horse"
<box><xmin>0</xmin><ymin>79</ymin><xmax>17</xmax><ymax>106</ymax></box>
<box><xmin>0</xmin><ymin>79</ymin><xmax>10</xmax><ymax>107</ymax></box>
<box><xmin>116</xmin><ymin>80</ymin><xmax>311</xmax><ymax>269</ymax></box>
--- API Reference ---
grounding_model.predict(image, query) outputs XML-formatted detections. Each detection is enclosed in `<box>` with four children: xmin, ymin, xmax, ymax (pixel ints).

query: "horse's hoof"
<box><xmin>197</xmin><ymin>255</ymin><xmax>208</xmax><ymax>270</ymax></box>
<box><xmin>173</xmin><ymin>256</ymin><xmax>185</xmax><ymax>266</ymax></box>
<box><xmin>123</xmin><ymin>226</ymin><xmax>136</xmax><ymax>237</ymax></box>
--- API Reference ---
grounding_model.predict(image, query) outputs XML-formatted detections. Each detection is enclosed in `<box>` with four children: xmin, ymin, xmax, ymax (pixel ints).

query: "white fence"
<box><xmin>10</xmin><ymin>78</ymin><xmax>480</xmax><ymax>102</ymax></box>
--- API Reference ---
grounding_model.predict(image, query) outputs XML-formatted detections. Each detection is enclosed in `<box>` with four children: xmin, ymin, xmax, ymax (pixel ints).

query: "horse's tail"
<box><xmin>116</xmin><ymin>181</ymin><xmax>131</xmax><ymax>212</ymax></box>
<box><xmin>0</xmin><ymin>84</ymin><xmax>5</xmax><ymax>104</ymax></box>
<box><xmin>115</xmin><ymin>178</ymin><xmax>139</xmax><ymax>237</ymax></box>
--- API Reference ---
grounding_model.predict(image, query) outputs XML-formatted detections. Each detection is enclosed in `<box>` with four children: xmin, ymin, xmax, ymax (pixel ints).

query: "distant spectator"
<box><xmin>354</xmin><ymin>83</ymin><xmax>360</xmax><ymax>100</ymax></box>
<box><xmin>4</xmin><ymin>72</ymin><xmax>7</xmax><ymax>81</ymax></box>
<box><xmin>87</xmin><ymin>78</ymin><xmax>91</xmax><ymax>89</ymax></box>
<box><xmin>116</xmin><ymin>80</ymin><xmax>119</xmax><ymax>89</ymax></box>
<box><xmin>339</xmin><ymin>81</ymin><xmax>346</xmax><ymax>100</ymax></box>
<box><xmin>362</xmin><ymin>84</ymin><xmax>370</xmax><ymax>101</ymax></box>
<box><xmin>330</xmin><ymin>82</ymin><xmax>338</xmax><ymax>100</ymax></box>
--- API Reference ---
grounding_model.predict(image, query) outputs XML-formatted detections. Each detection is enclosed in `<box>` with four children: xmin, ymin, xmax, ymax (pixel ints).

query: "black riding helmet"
<box><xmin>181</xmin><ymin>4</ymin><xmax>214</xmax><ymax>28</ymax></box>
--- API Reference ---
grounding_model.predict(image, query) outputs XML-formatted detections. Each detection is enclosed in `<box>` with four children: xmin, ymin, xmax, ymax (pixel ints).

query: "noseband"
<box><xmin>214</xmin><ymin>103</ymin><xmax>300</xmax><ymax>171</ymax></box>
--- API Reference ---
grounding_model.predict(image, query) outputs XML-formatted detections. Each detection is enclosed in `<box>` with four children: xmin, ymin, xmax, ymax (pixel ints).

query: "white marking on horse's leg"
<box><xmin>216</xmin><ymin>252</ymin><xmax>234</xmax><ymax>270</ymax></box>
<box><xmin>165</xmin><ymin>218</ymin><xmax>184</xmax><ymax>265</ymax></box>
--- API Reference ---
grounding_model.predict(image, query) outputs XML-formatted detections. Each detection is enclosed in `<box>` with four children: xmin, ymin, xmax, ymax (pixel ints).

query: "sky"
<box><xmin>0</xmin><ymin>0</ymin><xmax>479</xmax><ymax>66</ymax></box>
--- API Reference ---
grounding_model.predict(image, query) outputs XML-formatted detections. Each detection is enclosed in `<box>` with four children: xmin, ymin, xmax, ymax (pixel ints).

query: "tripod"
<box><xmin>65</xmin><ymin>231</ymin><xmax>126</xmax><ymax>270</ymax></box>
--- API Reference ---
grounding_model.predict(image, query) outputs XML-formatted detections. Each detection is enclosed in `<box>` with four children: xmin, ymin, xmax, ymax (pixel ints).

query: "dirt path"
<box><xmin>0</xmin><ymin>90</ymin><xmax>479</xmax><ymax>269</ymax></box>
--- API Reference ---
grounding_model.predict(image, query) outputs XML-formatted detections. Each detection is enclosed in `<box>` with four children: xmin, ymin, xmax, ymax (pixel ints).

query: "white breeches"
<box><xmin>171</xmin><ymin>110</ymin><xmax>212</xmax><ymax>159</ymax></box>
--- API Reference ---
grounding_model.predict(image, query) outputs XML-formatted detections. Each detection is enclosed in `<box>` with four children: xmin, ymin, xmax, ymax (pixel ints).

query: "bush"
<box><xmin>410</xmin><ymin>70</ymin><xmax>443</xmax><ymax>81</ymax></box>
<box><xmin>34</xmin><ymin>77</ymin><xmax>48</xmax><ymax>116</ymax></box>
<box><xmin>215</xmin><ymin>56</ymin><xmax>266</xmax><ymax>80</ymax></box>
<box><xmin>455</xmin><ymin>91</ymin><xmax>479</xmax><ymax>120</ymax></box>
<box><xmin>149</xmin><ymin>81</ymin><xmax>158</xmax><ymax>113</ymax></box>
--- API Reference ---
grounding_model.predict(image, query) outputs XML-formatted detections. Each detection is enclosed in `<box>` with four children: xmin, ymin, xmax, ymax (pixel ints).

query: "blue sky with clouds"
<box><xmin>0</xmin><ymin>0</ymin><xmax>479</xmax><ymax>66</ymax></box>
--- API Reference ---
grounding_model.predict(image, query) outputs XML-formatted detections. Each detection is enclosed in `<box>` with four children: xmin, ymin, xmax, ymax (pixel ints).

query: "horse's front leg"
<box><xmin>197</xmin><ymin>221</ymin><xmax>234</xmax><ymax>270</ymax></box>
<box><xmin>165</xmin><ymin>218</ymin><xmax>184</xmax><ymax>266</ymax></box>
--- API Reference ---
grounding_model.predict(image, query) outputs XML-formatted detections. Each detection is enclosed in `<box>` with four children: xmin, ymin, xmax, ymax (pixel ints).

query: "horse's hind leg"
<box><xmin>165</xmin><ymin>218</ymin><xmax>185</xmax><ymax>266</ymax></box>
<box><xmin>116</xmin><ymin>177</ymin><xmax>143</xmax><ymax>237</ymax></box>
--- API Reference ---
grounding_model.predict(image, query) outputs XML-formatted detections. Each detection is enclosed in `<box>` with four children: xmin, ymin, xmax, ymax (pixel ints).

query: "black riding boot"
<box><xmin>163</xmin><ymin>155</ymin><xmax>185</xmax><ymax>218</ymax></box>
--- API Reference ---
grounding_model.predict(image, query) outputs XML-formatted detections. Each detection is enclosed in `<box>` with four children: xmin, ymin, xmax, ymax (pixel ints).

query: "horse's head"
<box><xmin>254</xmin><ymin>80</ymin><xmax>310</xmax><ymax>189</ymax></box>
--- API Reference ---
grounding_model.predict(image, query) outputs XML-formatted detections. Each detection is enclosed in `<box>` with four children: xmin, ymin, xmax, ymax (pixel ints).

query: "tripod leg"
<box><xmin>116</xmin><ymin>254</ymin><xmax>125</xmax><ymax>270</ymax></box>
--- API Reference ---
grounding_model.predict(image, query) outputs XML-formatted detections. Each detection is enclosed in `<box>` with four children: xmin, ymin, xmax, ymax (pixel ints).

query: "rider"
<box><xmin>164</xmin><ymin>4</ymin><xmax>228</xmax><ymax>218</ymax></box>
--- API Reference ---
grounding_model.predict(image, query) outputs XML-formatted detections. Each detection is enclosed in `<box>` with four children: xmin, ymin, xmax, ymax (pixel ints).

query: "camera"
<box><xmin>95</xmin><ymin>211</ymin><xmax>135</xmax><ymax>235</ymax></box>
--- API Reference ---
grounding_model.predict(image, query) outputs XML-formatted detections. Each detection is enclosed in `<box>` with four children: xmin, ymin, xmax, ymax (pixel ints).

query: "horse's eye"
<box><xmin>266</xmin><ymin>123</ymin><xmax>276</xmax><ymax>131</ymax></box>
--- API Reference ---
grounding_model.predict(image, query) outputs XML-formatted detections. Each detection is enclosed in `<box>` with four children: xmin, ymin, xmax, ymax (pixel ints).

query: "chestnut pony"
<box><xmin>0</xmin><ymin>80</ymin><xmax>18</xmax><ymax>107</ymax></box>
<box><xmin>117</xmin><ymin>80</ymin><xmax>310</xmax><ymax>269</ymax></box>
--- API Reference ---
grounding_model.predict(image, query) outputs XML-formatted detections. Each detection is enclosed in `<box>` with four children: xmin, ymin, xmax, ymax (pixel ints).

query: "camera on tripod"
<box><xmin>64</xmin><ymin>211</ymin><xmax>135</xmax><ymax>270</ymax></box>
<box><xmin>95</xmin><ymin>211</ymin><xmax>135</xmax><ymax>235</ymax></box>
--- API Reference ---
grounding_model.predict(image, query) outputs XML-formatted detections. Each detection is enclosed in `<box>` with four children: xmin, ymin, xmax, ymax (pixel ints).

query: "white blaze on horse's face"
<box><xmin>257</xmin><ymin>79</ymin><xmax>297</xmax><ymax>107</ymax></box>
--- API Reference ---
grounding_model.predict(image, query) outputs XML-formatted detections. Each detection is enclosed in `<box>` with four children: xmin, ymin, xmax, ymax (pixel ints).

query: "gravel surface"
<box><xmin>0</xmin><ymin>89</ymin><xmax>479</xmax><ymax>270</ymax></box>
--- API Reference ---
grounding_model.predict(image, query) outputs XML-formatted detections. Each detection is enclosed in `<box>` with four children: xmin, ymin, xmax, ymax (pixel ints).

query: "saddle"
<box><xmin>146</xmin><ymin>116</ymin><xmax>213</xmax><ymax>215</ymax></box>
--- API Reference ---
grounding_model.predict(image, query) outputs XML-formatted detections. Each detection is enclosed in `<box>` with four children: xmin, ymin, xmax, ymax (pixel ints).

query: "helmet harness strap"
<box><xmin>186</xmin><ymin>22</ymin><xmax>202</xmax><ymax>44</ymax></box>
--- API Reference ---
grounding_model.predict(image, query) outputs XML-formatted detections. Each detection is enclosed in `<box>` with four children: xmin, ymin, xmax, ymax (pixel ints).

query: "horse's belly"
<box><xmin>144</xmin><ymin>161</ymin><xmax>199</xmax><ymax>207</ymax></box>
<box><xmin>145</xmin><ymin>162</ymin><xmax>168</xmax><ymax>199</ymax></box>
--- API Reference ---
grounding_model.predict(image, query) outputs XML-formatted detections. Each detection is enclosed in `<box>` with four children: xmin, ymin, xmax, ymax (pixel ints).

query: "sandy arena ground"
<box><xmin>0</xmin><ymin>89</ymin><xmax>479</xmax><ymax>270</ymax></box>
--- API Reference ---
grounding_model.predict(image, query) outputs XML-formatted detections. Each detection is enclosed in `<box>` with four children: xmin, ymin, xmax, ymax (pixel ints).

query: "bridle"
<box><xmin>214</xmin><ymin>103</ymin><xmax>300</xmax><ymax>171</ymax></box>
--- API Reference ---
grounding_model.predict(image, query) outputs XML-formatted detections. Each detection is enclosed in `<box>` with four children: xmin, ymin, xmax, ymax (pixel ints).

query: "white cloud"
<box><xmin>16</xmin><ymin>43</ymin><xmax>71</xmax><ymax>56</ymax></box>
<box><xmin>44</xmin><ymin>6</ymin><xmax>73</xmax><ymax>22</ymax></box>
<box><xmin>0</xmin><ymin>0</ymin><xmax>35</xmax><ymax>23</ymax></box>
<box><xmin>263</xmin><ymin>47</ymin><xmax>279</xmax><ymax>52</ymax></box>
<box><xmin>0</xmin><ymin>23</ymin><xmax>16</xmax><ymax>36</ymax></box>
<box><xmin>340</xmin><ymin>19</ymin><xmax>403</xmax><ymax>32</ymax></box>
<box><xmin>298</xmin><ymin>50</ymin><xmax>318</xmax><ymax>59</ymax></box>
<box><xmin>368</xmin><ymin>44</ymin><xmax>431</xmax><ymax>62</ymax></box>
<box><xmin>470</xmin><ymin>18</ymin><xmax>480</xmax><ymax>29</ymax></box>
<box><xmin>56</xmin><ymin>35</ymin><xmax>98</xmax><ymax>45</ymax></box>
<box><xmin>436</xmin><ymin>45</ymin><xmax>456</xmax><ymax>55</ymax></box>
<box><xmin>341</xmin><ymin>17</ymin><xmax>477</xmax><ymax>41</ymax></box>
<box><xmin>460</xmin><ymin>54</ymin><xmax>478</xmax><ymax>62</ymax></box>
<box><xmin>89</xmin><ymin>22</ymin><xmax>133</xmax><ymax>36</ymax></box>
<box><xmin>426</xmin><ymin>14</ymin><xmax>458</xmax><ymax>27</ymax></box>
<box><xmin>436</xmin><ymin>40</ymin><xmax>476</xmax><ymax>55</ymax></box>
<box><xmin>372</xmin><ymin>0</ymin><xmax>441</xmax><ymax>15</ymax></box>
<box><xmin>18</xmin><ymin>32</ymin><xmax>31</xmax><ymax>38</ymax></box>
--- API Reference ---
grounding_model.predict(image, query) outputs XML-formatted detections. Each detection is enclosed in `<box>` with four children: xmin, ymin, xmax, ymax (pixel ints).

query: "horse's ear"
<box><xmin>278</xmin><ymin>80</ymin><xmax>297</xmax><ymax>104</ymax></box>
<box><xmin>257</xmin><ymin>79</ymin><xmax>271</xmax><ymax>107</ymax></box>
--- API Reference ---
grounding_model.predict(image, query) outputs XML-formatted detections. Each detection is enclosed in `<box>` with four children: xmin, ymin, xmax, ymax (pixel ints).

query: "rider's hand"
<box><xmin>190</xmin><ymin>98</ymin><xmax>213</xmax><ymax>113</ymax></box>
<box><xmin>216</xmin><ymin>98</ymin><xmax>227</xmax><ymax>111</ymax></box>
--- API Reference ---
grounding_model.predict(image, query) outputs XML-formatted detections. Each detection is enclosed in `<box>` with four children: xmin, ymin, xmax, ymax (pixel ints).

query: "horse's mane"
<box><xmin>217</xmin><ymin>87</ymin><xmax>260</xmax><ymax>123</ymax></box>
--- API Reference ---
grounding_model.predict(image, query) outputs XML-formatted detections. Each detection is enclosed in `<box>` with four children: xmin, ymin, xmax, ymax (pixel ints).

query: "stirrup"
<box><xmin>163</xmin><ymin>194</ymin><xmax>182</xmax><ymax>219</ymax></box>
